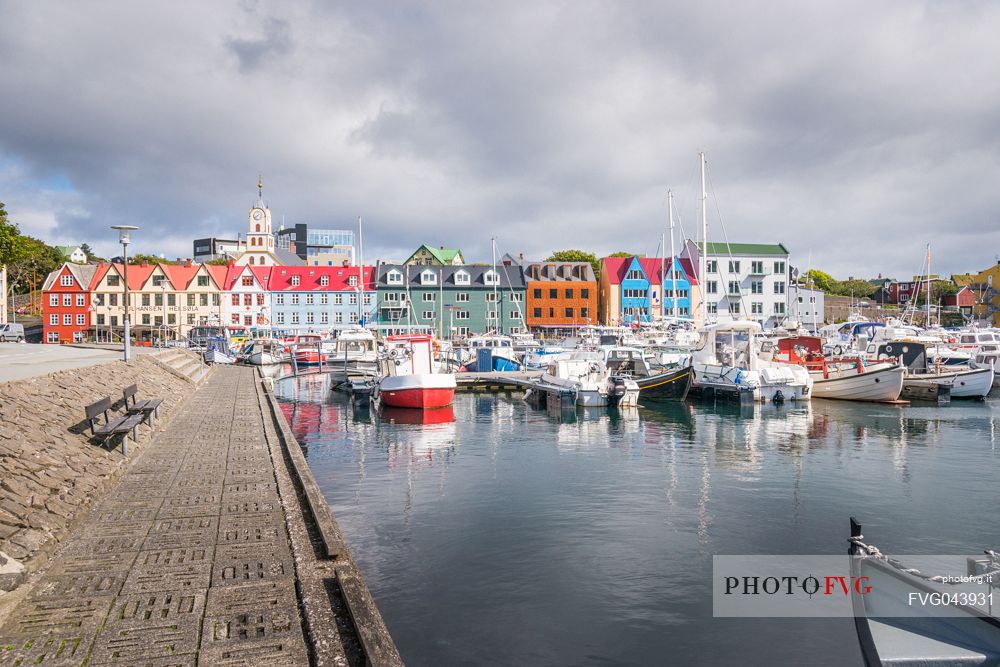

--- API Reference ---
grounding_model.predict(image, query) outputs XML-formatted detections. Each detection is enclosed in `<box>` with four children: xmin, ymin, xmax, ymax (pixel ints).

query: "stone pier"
<box><xmin>0</xmin><ymin>365</ymin><xmax>401</xmax><ymax>666</ymax></box>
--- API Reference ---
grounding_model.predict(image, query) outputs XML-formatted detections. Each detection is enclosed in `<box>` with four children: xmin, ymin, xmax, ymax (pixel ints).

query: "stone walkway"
<box><xmin>0</xmin><ymin>366</ymin><xmax>309</xmax><ymax>665</ymax></box>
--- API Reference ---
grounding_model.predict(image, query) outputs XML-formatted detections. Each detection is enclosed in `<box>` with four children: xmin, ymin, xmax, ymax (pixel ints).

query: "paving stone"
<box><xmin>217</xmin><ymin>513</ymin><xmax>286</xmax><ymax>549</ymax></box>
<box><xmin>221</xmin><ymin>498</ymin><xmax>279</xmax><ymax>516</ymax></box>
<box><xmin>90</xmin><ymin>590</ymin><xmax>206</xmax><ymax>664</ymax></box>
<box><xmin>201</xmin><ymin>580</ymin><xmax>308</xmax><ymax>666</ymax></box>
<box><xmin>62</xmin><ymin>534</ymin><xmax>146</xmax><ymax>556</ymax></box>
<box><xmin>212</xmin><ymin>542</ymin><xmax>293</xmax><ymax>588</ymax></box>
<box><xmin>0</xmin><ymin>595</ymin><xmax>114</xmax><ymax>636</ymax></box>
<box><xmin>0</xmin><ymin>634</ymin><xmax>92</xmax><ymax>666</ymax></box>
<box><xmin>29</xmin><ymin>570</ymin><xmax>127</xmax><ymax>600</ymax></box>
<box><xmin>142</xmin><ymin>516</ymin><xmax>219</xmax><ymax>551</ymax></box>
<box><xmin>156</xmin><ymin>492</ymin><xmax>223</xmax><ymax>519</ymax></box>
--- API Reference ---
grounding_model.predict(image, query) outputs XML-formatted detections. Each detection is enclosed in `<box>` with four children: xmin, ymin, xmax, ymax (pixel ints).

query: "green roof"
<box><xmin>406</xmin><ymin>244</ymin><xmax>464</xmax><ymax>264</ymax></box>
<box><xmin>695</xmin><ymin>241</ymin><xmax>788</xmax><ymax>256</ymax></box>
<box><xmin>55</xmin><ymin>245</ymin><xmax>79</xmax><ymax>256</ymax></box>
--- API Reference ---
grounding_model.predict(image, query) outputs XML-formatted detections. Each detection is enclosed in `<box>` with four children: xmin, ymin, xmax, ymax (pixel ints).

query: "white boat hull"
<box><xmin>248</xmin><ymin>352</ymin><xmax>280</xmax><ymax>365</ymax></box>
<box><xmin>692</xmin><ymin>363</ymin><xmax>812</xmax><ymax>402</ymax></box>
<box><xmin>918</xmin><ymin>367</ymin><xmax>994</xmax><ymax>399</ymax></box>
<box><xmin>810</xmin><ymin>364</ymin><xmax>905</xmax><ymax>402</ymax></box>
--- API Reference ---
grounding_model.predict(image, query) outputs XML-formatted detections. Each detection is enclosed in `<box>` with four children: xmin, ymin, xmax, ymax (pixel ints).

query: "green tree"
<box><xmin>804</xmin><ymin>269</ymin><xmax>834</xmax><ymax>291</ymax></box>
<box><xmin>545</xmin><ymin>250</ymin><xmax>600</xmax><ymax>279</ymax></box>
<box><xmin>0</xmin><ymin>201</ymin><xmax>64</xmax><ymax>295</ymax></box>
<box><xmin>129</xmin><ymin>254</ymin><xmax>178</xmax><ymax>265</ymax></box>
<box><xmin>78</xmin><ymin>242</ymin><xmax>106</xmax><ymax>263</ymax></box>
<box><xmin>828</xmin><ymin>279</ymin><xmax>877</xmax><ymax>299</ymax></box>
<box><xmin>608</xmin><ymin>251</ymin><xmax>634</xmax><ymax>258</ymax></box>
<box><xmin>205</xmin><ymin>257</ymin><xmax>232</xmax><ymax>265</ymax></box>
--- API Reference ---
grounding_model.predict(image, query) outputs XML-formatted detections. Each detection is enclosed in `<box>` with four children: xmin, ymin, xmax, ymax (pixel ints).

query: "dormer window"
<box><xmin>421</xmin><ymin>270</ymin><xmax>437</xmax><ymax>285</ymax></box>
<box><xmin>349</xmin><ymin>276</ymin><xmax>358</xmax><ymax>287</ymax></box>
<box><xmin>484</xmin><ymin>270</ymin><xmax>499</xmax><ymax>285</ymax></box>
<box><xmin>455</xmin><ymin>270</ymin><xmax>470</xmax><ymax>285</ymax></box>
<box><xmin>60</xmin><ymin>274</ymin><xmax>73</xmax><ymax>287</ymax></box>
<box><xmin>291</xmin><ymin>276</ymin><xmax>300</xmax><ymax>286</ymax></box>
<box><xmin>242</xmin><ymin>276</ymin><xmax>254</xmax><ymax>287</ymax></box>
<box><xmin>320</xmin><ymin>275</ymin><xmax>329</xmax><ymax>286</ymax></box>
<box><xmin>387</xmin><ymin>270</ymin><xmax>403</xmax><ymax>285</ymax></box>
<box><xmin>152</xmin><ymin>275</ymin><xmax>166</xmax><ymax>287</ymax></box>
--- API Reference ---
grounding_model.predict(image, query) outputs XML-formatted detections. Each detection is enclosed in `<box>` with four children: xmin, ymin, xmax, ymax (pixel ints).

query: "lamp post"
<box><xmin>111</xmin><ymin>225</ymin><xmax>139</xmax><ymax>362</ymax></box>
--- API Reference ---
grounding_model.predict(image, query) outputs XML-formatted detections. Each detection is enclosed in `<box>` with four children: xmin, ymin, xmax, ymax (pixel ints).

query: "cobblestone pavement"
<box><xmin>0</xmin><ymin>366</ymin><xmax>309</xmax><ymax>665</ymax></box>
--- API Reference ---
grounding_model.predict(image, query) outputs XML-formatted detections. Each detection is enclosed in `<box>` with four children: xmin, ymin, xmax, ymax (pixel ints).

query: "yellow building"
<box><xmin>966</xmin><ymin>263</ymin><xmax>1000</xmax><ymax>325</ymax></box>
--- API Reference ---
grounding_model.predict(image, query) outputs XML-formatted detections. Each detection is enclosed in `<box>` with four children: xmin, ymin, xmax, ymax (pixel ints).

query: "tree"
<box><xmin>804</xmin><ymin>269</ymin><xmax>834</xmax><ymax>292</ymax></box>
<box><xmin>828</xmin><ymin>279</ymin><xmax>877</xmax><ymax>299</ymax></box>
<box><xmin>0</xmin><ymin>201</ymin><xmax>64</xmax><ymax>295</ymax></box>
<box><xmin>205</xmin><ymin>257</ymin><xmax>232</xmax><ymax>265</ymax></box>
<box><xmin>129</xmin><ymin>254</ymin><xmax>178</xmax><ymax>265</ymax></box>
<box><xmin>79</xmin><ymin>242</ymin><xmax>106</xmax><ymax>263</ymax></box>
<box><xmin>608</xmin><ymin>251</ymin><xmax>634</xmax><ymax>258</ymax></box>
<box><xmin>545</xmin><ymin>250</ymin><xmax>600</xmax><ymax>279</ymax></box>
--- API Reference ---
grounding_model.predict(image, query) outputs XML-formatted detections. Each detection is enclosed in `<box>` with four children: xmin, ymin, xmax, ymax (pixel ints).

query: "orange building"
<box><xmin>524</xmin><ymin>261</ymin><xmax>597</xmax><ymax>334</ymax></box>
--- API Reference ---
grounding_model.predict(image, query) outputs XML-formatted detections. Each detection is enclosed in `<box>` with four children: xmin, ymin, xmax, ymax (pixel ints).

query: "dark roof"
<box><xmin>523</xmin><ymin>261</ymin><xmax>596</xmax><ymax>282</ymax></box>
<box><xmin>376</xmin><ymin>264</ymin><xmax>526</xmax><ymax>289</ymax></box>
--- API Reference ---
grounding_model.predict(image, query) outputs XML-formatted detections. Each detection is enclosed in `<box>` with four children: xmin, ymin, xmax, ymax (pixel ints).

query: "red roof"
<box><xmin>601</xmin><ymin>256</ymin><xmax>698</xmax><ymax>285</ymax></box>
<box><xmin>268</xmin><ymin>265</ymin><xmax>376</xmax><ymax>291</ymax></box>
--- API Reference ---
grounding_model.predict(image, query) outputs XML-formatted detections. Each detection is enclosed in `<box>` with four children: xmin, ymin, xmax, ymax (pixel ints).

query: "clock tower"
<box><xmin>237</xmin><ymin>176</ymin><xmax>277</xmax><ymax>266</ymax></box>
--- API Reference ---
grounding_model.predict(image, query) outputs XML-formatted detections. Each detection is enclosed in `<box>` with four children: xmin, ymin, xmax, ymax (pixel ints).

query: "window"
<box><xmin>244</xmin><ymin>315</ymin><xmax>252</xmax><ymax>326</ymax></box>
<box><xmin>140</xmin><ymin>294</ymin><xmax>149</xmax><ymax>307</ymax></box>
<box><xmin>349</xmin><ymin>294</ymin><xmax>358</xmax><ymax>305</ymax></box>
<box><xmin>623</xmin><ymin>289</ymin><xmax>646</xmax><ymax>299</ymax></box>
<box><xmin>581</xmin><ymin>288</ymin><xmax>590</xmax><ymax>298</ymax></box>
<box><xmin>109</xmin><ymin>294</ymin><xmax>118</xmax><ymax>306</ymax></box>
<box><xmin>321</xmin><ymin>312</ymin><xmax>329</xmax><ymax>324</ymax></box>
<box><xmin>141</xmin><ymin>314</ymin><xmax>150</xmax><ymax>325</ymax></box>
<box><xmin>773</xmin><ymin>281</ymin><xmax>786</xmax><ymax>295</ymax></box>
<box><xmin>533</xmin><ymin>308</ymin><xmax>542</xmax><ymax>318</ymax></box>
<box><xmin>549</xmin><ymin>288</ymin><xmax>557</xmax><ymax>298</ymax></box>
<box><xmin>565</xmin><ymin>307</ymin><xmax>574</xmax><ymax>318</ymax></box>
<box><xmin>456</xmin><ymin>292</ymin><xmax>469</xmax><ymax>302</ymax></box>
<box><xmin>152</xmin><ymin>275</ymin><xmax>166</xmax><ymax>287</ymax></box>
<box><xmin>62</xmin><ymin>314</ymin><xmax>71</xmax><ymax>325</ymax></box>
<box><xmin>708</xmin><ymin>302</ymin><xmax>718</xmax><ymax>314</ymax></box>
<box><xmin>107</xmin><ymin>274</ymin><xmax>120</xmax><ymax>287</ymax></box>
<box><xmin>49</xmin><ymin>294</ymin><xmax>58</xmax><ymax>306</ymax></box>
<box><xmin>256</xmin><ymin>293</ymin><xmax>264</xmax><ymax>306</ymax></box>
<box><xmin>96</xmin><ymin>314</ymin><xmax>105</xmax><ymax>325</ymax></box>
<box><xmin>423</xmin><ymin>293</ymin><xmax>435</xmax><ymax>302</ymax></box>
<box><xmin>212</xmin><ymin>294</ymin><xmax>220</xmax><ymax>306</ymax></box>
<box><xmin>349</xmin><ymin>312</ymin><xmax>358</xmax><ymax>323</ymax></box>
<box><xmin>774</xmin><ymin>261</ymin><xmax>786</xmax><ymax>275</ymax></box>
<box><xmin>231</xmin><ymin>294</ymin><xmax>240</xmax><ymax>306</ymax></box>
<box><xmin>320</xmin><ymin>275</ymin><xmax>329</xmax><ymax>286</ymax></box>
<box><xmin>511</xmin><ymin>293</ymin><xmax>522</xmax><ymax>302</ymax></box>
<box><xmin>626</xmin><ymin>269</ymin><xmax>643</xmax><ymax>281</ymax></box>
<box><xmin>335</xmin><ymin>312</ymin><xmax>343</xmax><ymax>323</ymax></box>
<box><xmin>276</xmin><ymin>312</ymin><xmax>285</xmax><ymax>324</ymax></box>
<box><xmin>305</xmin><ymin>294</ymin><xmax>314</xmax><ymax>305</ymax></box>
<box><xmin>455</xmin><ymin>271</ymin><xmax>470</xmax><ymax>285</ymax></box>
<box><xmin>73</xmin><ymin>331</ymin><xmax>84</xmax><ymax>343</ymax></box>
<box><xmin>49</xmin><ymin>314</ymin><xmax>58</xmax><ymax>325</ymax></box>
<box><xmin>728</xmin><ymin>260</ymin><xmax>740</xmax><ymax>273</ymax></box>
<box><xmin>751</xmin><ymin>302</ymin><xmax>763</xmax><ymax>315</ymax></box>
<box><xmin>60</xmin><ymin>274</ymin><xmax>73</xmax><ymax>287</ymax></box>
<box><xmin>456</xmin><ymin>310</ymin><xmax>469</xmax><ymax>320</ymax></box>
<box><xmin>154</xmin><ymin>316</ymin><xmax>162</xmax><ymax>326</ymax></box>
<box><xmin>486</xmin><ymin>310</ymin><xmax>498</xmax><ymax>321</ymax></box>
<box><xmin>484</xmin><ymin>271</ymin><xmax>499</xmax><ymax>285</ymax></box>
<box><xmin>154</xmin><ymin>293</ymin><xmax>163</xmax><ymax>307</ymax></box>
<box><xmin>706</xmin><ymin>260</ymin><xmax>718</xmax><ymax>273</ymax></box>
<box><xmin>63</xmin><ymin>294</ymin><xmax>72</xmax><ymax>306</ymax></box>
<box><xmin>532</xmin><ymin>288</ymin><xmax>542</xmax><ymax>298</ymax></box>
<box><xmin>200</xmin><ymin>294</ymin><xmax>208</xmax><ymax>307</ymax></box>
<box><xmin>565</xmin><ymin>288</ymin><xmax>574</xmax><ymax>299</ymax></box>
<box><xmin>231</xmin><ymin>314</ymin><xmax>240</xmax><ymax>324</ymax></box>
<box><xmin>197</xmin><ymin>275</ymin><xmax>209</xmax><ymax>287</ymax></box>
<box><xmin>383</xmin><ymin>292</ymin><xmax>398</xmax><ymax>303</ymax></box>
<box><xmin>291</xmin><ymin>312</ymin><xmax>300</xmax><ymax>324</ymax></box>
<box><xmin>510</xmin><ymin>310</ymin><xmax>521</xmax><ymax>319</ymax></box>
<box><xmin>168</xmin><ymin>314</ymin><xmax>176</xmax><ymax>324</ymax></box>
<box><xmin>486</xmin><ymin>293</ymin><xmax>498</xmax><ymax>302</ymax></box>
<box><xmin>241</xmin><ymin>276</ymin><xmax>254</xmax><ymax>287</ymax></box>
<box><xmin>306</xmin><ymin>312</ymin><xmax>314</xmax><ymax>324</ymax></box>
<box><xmin>320</xmin><ymin>294</ymin><xmax>328</xmax><ymax>305</ymax></box>
<box><xmin>420</xmin><ymin>271</ymin><xmax>436</xmax><ymax>285</ymax></box>
<box><xmin>707</xmin><ymin>281</ymin><xmax>718</xmax><ymax>294</ymax></box>
<box><xmin>387</xmin><ymin>270</ymin><xmax>403</xmax><ymax>285</ymax></box>
<box><xmin>167</xmin><ymin>293</ymin><xmax>176</xmax><ymax>306</ymax></box>
<box><xmin>47</xmin><ymin>331</ymin><xmax>59</xmax><ymax>343</ymax></box>
<box><xmin>751</xmin><ymin>280</ymin><xmax>763</xmax><ymax>294</ymax></box>
<box><xmin>288</xmin><ymin>275</ymin><xmax>299</xmax><ymax>287</ymax></box>
<box><xmin>275</xmin><ymin>294</ymin><xmax>284</xmax><ymax>305</ymax></box>
<box><xmin>187</xmin><ymin>294</ymin><xmax>196</xmax><ymax>306</ymax></box>
<box><xmin>751</xmin><ymin>261</ymin><xmax>764</xmax><ymax>274</ymax></box>
<box><xmin>581</xmin><ymin>307</ymin><xmax>589</xmax><ymax>318</ymax></box>
<box><xmin>365</xmin><ymin>294</ymin><xmax>373</xmax><ymax>304</ymax></box>
<box><xmin>243</xmin><ymin>294</ymin><xmax>252</xmax><ymax>306</ymax></box>
<box><xmin>111</xmin><ymin>315</ymin><xmax>118</xmax><ymax>326</ymax></box>
<box><xmin>334</xmin><ymin>294</ymin><xmax>343</xmax><ymax>305</ymax></box>
<box><xmin>75</xmin><ymin>294</ymin><xmax>85</xmax><ymax>307</ymax></box>
<box><xmin>728</xmin><ymin>302</ymin><xmax>740</xmax><ymax>314</ymax></box>
<box><xmin>422</xmin><ymin>310</ymin><xmax>435</xmax><ymax>320</ymax></box>
<box><xmin>349</xmin><ymin>276</ymin><xmax>358</xmax><ymax>287</ymax></box>
<box><xmin>774</xmin><ymin>302</ymin><xmax>786</xmax><ymax>315</ymax></box>
<box><xmin>291</xmin><ymin>294</ymin><xmax>300</xmax><ymax>305</ymax></box>
<box><xmin>728</xmin><ymin>281</ymin><xmax>740</xmax><ymax>295</ymax></box>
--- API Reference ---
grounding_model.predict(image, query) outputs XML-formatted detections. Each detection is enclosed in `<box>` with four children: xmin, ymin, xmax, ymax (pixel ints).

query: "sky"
<box><xmin>1</xmin><ymin>1</ymin><xmax>998</xmax><ymax>279</ymax></box>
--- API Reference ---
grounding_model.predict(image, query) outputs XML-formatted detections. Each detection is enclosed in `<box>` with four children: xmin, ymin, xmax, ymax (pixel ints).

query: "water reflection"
<box><xmin>273</xmin><ymin>378</ymin><xmax>1000</xmax><ymax>666</ymax></box>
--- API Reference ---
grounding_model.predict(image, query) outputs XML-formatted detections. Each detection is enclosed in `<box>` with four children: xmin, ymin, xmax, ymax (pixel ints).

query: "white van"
<box><xmin>0</xmin><ymin>323</ymin><xmax>25</xmax><ymax>342</ymax></box>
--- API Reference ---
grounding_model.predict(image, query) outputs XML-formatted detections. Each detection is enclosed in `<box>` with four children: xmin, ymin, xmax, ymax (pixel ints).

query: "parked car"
<box><xmin>0</xmin><ymin>323</ymin><xmax>25</xmax><ymax>342</ymax></box>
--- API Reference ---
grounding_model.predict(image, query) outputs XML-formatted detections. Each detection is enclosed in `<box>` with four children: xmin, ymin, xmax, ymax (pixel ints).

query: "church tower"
<box><xmin>238</xmin><ymin>176</ymin><xmax>276</xmax><ymax>266</ymax></box>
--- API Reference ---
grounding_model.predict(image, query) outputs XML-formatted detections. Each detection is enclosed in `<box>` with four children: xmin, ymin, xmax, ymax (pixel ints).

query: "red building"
<box><xmin>41</xmin><ymin>263</ymin><xmax>99</xmax><ymax>344</ymax></box>
<box><xmin>942</xmin><ymin>285</ymin><xmax>976</xmax><ymax>315</ymax></box>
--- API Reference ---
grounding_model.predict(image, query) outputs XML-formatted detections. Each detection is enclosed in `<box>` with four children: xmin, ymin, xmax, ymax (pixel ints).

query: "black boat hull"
<box><xmin>635</xmin><ymin>366</ymin><xmax>692</xmax><ymax>401</ymax></box>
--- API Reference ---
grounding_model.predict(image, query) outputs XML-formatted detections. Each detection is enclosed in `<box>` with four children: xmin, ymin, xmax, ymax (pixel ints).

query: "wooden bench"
<box><xmin>84</xmin><ymin>396</ymin><xmax>145</xmax><ymax>456</ymax></box>
<box><xmin>123</xmin><ymin>384</ymin><xmax>163</xmax><ymax>428</ymax></box>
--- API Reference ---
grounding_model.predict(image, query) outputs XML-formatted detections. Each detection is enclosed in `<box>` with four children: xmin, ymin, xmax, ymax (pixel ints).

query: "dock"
<box><xmin>0</xmin><ymin>365</ymin><xmax>401</xmax><ymax>666</ymax></box>
<box><xmin>455</xmin><ymin>370</ymin><xmax>543</xmax><ymax>392</ymax></box>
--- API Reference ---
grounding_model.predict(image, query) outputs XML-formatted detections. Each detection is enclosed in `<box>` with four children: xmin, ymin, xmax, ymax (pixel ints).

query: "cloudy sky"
<box><xmin>1</xmin><ymin>1</ymin><xmax>998</xmax><ymax>278</ymax></box>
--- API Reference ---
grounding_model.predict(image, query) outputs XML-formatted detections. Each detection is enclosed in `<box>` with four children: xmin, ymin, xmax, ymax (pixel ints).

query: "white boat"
<box><xmin>329</xmin><ymin>326</ymin><xmax>378</xmax><ymax>374</ymax></box>
<box><xmin>246</xmin><ymin>339</ymin><xmax>282</xmax><ymax>365</ymax></box>
<box><xmin>770</xmin><ymin>336</ymin><xmax>904</xmax><ymax>402</ymax></box>
<box><xmin>533</xmin><ymin>351</ymin><xmax>639</xmax><ymax>407</ymax></box>
<box><xmin>954</xmin><ymin>330</ymin><xmax>1000</xmax><ymax>386</ymax></box>
<box><xmin>204</xmin><ymin>339</ymin><xmax>236</xmax><ymax>364</ymax></box>
<box><xmin>690</xmin><ymin>320</ymin><xmax>813</xmax><ymax>403</ymax></box>
<box><xmin>523</xmin><ymin>346</ymin><xmax>570</xmax><ymax>370</ymax></box>
<box><xmin>372</xmin><ymin>334</ymin><xmax>456</xmax><ymax>409</ymax></box>
<box><xmin>875</xmin><ymin>340</ymin><xmax>994</xmax><ymax>399</ymax></box>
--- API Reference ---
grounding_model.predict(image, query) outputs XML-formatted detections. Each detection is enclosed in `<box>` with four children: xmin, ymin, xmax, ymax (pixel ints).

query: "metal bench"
<box><xmin>123</xmin><ymin>384</ymin><xmax>163</xmax><ymax>428</ymax></box>
<box><xmin>84</xmin><ymin>396</ymin><xmax>145</xmax><ymax>456</ymax></box>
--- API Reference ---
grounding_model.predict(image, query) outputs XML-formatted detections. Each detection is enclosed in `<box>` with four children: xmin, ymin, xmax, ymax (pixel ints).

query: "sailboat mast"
<box><xmin>491</xmin><ymin>237</ymin><xmax>499</xmax><ymax>334</ymax></box>
<box><xmin>357</xmin><ymin>215</ymin><xmax>364</xmax><ymax>326</ymax></box>
<box><xmin>699</xmin><ymin>152</ymin><xmax>708</xmax><ymax>323</ymax></box>
<box><xmin>926</xmin><ymin>243</ymin><xmax>931</xmax><ymax>326</ymax></box>
<box><xmin>660</xmin><ymin>231</ymin><xmax>665</xmax><ymax>319</ymax></box>
<box><xmin>669</xmin><ymin>189</ymin><xmax>678</xmax><ymax>319</ymax></box>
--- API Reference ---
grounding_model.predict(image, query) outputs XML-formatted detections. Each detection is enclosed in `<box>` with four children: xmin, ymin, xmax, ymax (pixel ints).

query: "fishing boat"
<box><xmin>770</xmin><ymin>336</ymin><xmax>904</xmax><ymax>402</ymax></box>
<box><xmin>689</xmin><ymin>320</ymin><xmax>813</xmax><ymax>403</ymax></box>
<box><xmin>328</xmin><ymin>326</ymin><xmax>378</xmax><ymax>374</ymax></box>
<box><xmin>849</xmin><ymin>517</ymin><xmax>1000</xmax><ymax>666</ymax></box>
<box><xmin>527</xmin><ymin>351</ymin><xmax>639</xmax><ymax>408</ymax></box>
<box><xmin>244</xmin><ymin>338</ymin><xmax>282</xmax><ymax>365</ymax></box>
<box><xmin>372</xmin><ymin>334</ymin><xmax>456</xmax><ymax>409</ymax></box>
<box><xmin>602</xmin><ymin>346</ymin><xmax>691</xmax><ymax>401</ymax></box>
<box><xmin>291</xmin><ymin>334</ymin><xmax>326</xmax><ymax>366</ymax></box>
<box><xmin>203</xmin><ymin>338</ymin><xmax>236</xmax><ymax>364</ymax></box>
<box><xmin>875</xmin><ymin>341</ymin><xmax>993</xmax><ymax>400</ymax></box>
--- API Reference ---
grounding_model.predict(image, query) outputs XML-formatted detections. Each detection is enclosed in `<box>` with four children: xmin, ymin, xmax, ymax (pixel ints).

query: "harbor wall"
<box><xmin>0</xmin><ymin>354</ymin><xmax>197</xmax><ymax>588</ymax></box>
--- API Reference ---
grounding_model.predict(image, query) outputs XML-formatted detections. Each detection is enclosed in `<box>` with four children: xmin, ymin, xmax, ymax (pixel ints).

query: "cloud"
<box><xmin>0</xmin><ymin>1</ymin><xmax>998</xmax><ymax>277</ymax></box>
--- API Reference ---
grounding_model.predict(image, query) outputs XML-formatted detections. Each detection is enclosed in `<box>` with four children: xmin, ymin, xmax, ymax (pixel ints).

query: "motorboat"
<box><xmin>291</xmin><ymin>334</ymin><xmax>326</xmax><ymax>366</ymax></box>
<box><xmin>372</xmin><ymin>334</ymin><xmax>456</xmax><ymax>409</ymax></box>
<box><xmin>602</xmin><ymin>346</ymin><xmax>691</xmax><ymax>401</ymax></box>
<box><xmin>875</xmin><ymin>340</ymin><xmax>993</xmax><ymax>400</ymax></box>
<box><xmin>849</xmin><ymin>517</ymin><xmax>1000</xmax><ymax>666</ymax></box>
<box><xmin>203</xmin><ymin>337</ymin><xmax>236</xmax><ymax>364</ymax></box>
<box><xmin>528</xmin><ymin>351</ymin><xmax>639</xmax><ymax>408</ymax></box>
<box><xmin>523</xmin><ymin>346</ymin><xmax>570</xmax><ymax>370</ymax></box>
<box><xmin>460</xmin><ymin>335</ymin><xmax>522</xmax><ymax>372</ymax></box>
<box><xmin>328</xmin><ymin>326</ymin><xmax>379</xmax><ymax>374</ymax></box>
<box><xmin>689</xmin><ymin>320</ymin><xmax>813</xmax><ymax>403</ymax></box>
<box><xmin>770</xmin><ymin>335</ymin><xmax>904</xmax><ymax>403</ymax></box>
<box><xmin>244</xmin><ymin>338</ymin><xmax>282</xmax><ymax>365</ymax></box>
<box><xmin>954</xmin><ymin>330</ymin><xmax>1000</xmax><ymax>386</ymax></box>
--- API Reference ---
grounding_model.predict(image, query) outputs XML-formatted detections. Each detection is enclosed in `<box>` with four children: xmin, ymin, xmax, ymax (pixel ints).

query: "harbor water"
<box><xmin>275</xmin><ymin>374</ymin><xmax>1000</xmax><ymax>666</ymax></box>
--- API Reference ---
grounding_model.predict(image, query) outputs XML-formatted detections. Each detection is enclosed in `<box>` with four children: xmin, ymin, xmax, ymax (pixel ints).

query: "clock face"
<box><xmin>252</xmin><ymin>209</ymin><xmax>263</xmax><ymax>221</ymax></box>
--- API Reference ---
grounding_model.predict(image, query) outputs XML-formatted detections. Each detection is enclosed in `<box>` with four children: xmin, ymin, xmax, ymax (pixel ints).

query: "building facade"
<box><xmin>683</xmin><ymin>241</ymin><xmax>790</xmax><ymax>327</ymax></box>
<box><xmin>376</xmin><ymin>264</ymin><xmax>525</xmax><ymax>337</ymax></box>
<box><xmin>41</xmin><ymin>263</ymin><xmax>97</xmax><ymax>343</ymax></box>
<box><xmin>223</xmin><ymin>265</ymin><xmax>272</xmax><ymax>327</ymax></box>
<box><xmin>598</xmin><ymin>256</ymin><xmax>699</xmax><ymax>325</ymax></box>
<box><xmin>269</xmin><ymin>265</ymin><xmax>375</xmax><ymax>332</ymax></box>
<box><xmin>403</xmin><ymin>245</ymin><xmax>465</xmax><ymax>266</ymax></box>
<box><xmin>523</xmin><ymin>261</ymin><xmax>597</xmax><ymax>332</ymax></box>
<box><xmin>941</xmin><ymin>286</ymin><xmax>976</xmax><ymax>316</ymax></box>
<box><xmin>789</xmin><ymin>284</ymin><xmax>825</xmax><ymax>330</ymax></box>
<box><xmin>192</xmin><ymin>237</ymin><xmax>240</xmax><ymax>262</ymax></box>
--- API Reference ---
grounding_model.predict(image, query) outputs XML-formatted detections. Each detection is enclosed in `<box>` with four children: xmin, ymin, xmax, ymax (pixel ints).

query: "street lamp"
<box><xmin>111</xmin><ymin>225</ymin><xmax>139</xmax><ymax>362</ymax></box>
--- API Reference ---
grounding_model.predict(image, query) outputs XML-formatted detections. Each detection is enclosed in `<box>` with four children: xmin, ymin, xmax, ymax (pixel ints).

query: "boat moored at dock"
<box><xmin>373</xmin><ymin>334</ymin><xmax>456</xmax><ymax>409</ymax></box>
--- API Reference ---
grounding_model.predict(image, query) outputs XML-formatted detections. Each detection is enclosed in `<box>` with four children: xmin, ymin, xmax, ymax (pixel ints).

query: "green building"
<box><xmin>375</xmin><ymin>264</ymin><xmax>526</xmax><ymax>337</ymax></box>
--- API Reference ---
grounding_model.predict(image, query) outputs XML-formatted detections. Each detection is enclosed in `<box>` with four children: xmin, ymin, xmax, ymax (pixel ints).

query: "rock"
<box><xmin>0</xmin><ymin>550</ymin><xmax>26</xmax><ymax>591</ymax></box>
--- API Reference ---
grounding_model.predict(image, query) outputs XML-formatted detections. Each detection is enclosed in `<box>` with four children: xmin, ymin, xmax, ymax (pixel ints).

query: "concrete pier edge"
<box><xmin>256</xmin><ymin>370</ymin><xmax>404</xmax><ymax>666</ymax></box>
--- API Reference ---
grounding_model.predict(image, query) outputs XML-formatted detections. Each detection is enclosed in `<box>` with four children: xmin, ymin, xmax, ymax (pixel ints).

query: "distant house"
<box><xmin>41</xmin><ymin>263</ymin><xmax>99</xmax><ymax>343</ymax></box>
<box><xmin>598</xmin><ymin>255</ymin><xmax>698</xmax><ymax>326</ymax></box>
<box><xmin>404</xmin><ymin>245</ymin><xmax>465</xmax><ymax>266</ymax></box>
<box><xmin>941</xmin><ymin>286</ymin><xmax>976</xmax><ymax>316</ymax></box>
<box><xmin>55</xmin><ymin>245</ymin><xmax>87</xmax><ymax>264</ymax></box>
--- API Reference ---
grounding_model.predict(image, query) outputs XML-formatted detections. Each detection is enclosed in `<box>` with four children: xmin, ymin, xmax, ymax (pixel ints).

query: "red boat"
<box><xmin>291</xmin><ymin>334</ymin><xmax>326</xmax><ymax>366</ymax></box>
<box><xmin>373</xmin><ymin>335</ymin><xmax>456</xmax><ymax>409</ymax></box>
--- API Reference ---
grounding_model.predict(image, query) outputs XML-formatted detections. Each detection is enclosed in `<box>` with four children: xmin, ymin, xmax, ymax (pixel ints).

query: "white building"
<box><xmin>789</xmin><ymin>284</ymin><xmax>825</xmax><ymax>331</ymax></box>
<box><xmin>683</xmin><ymin>241</ymin><xmax>791</xmax><ymax>328</ymax></box>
